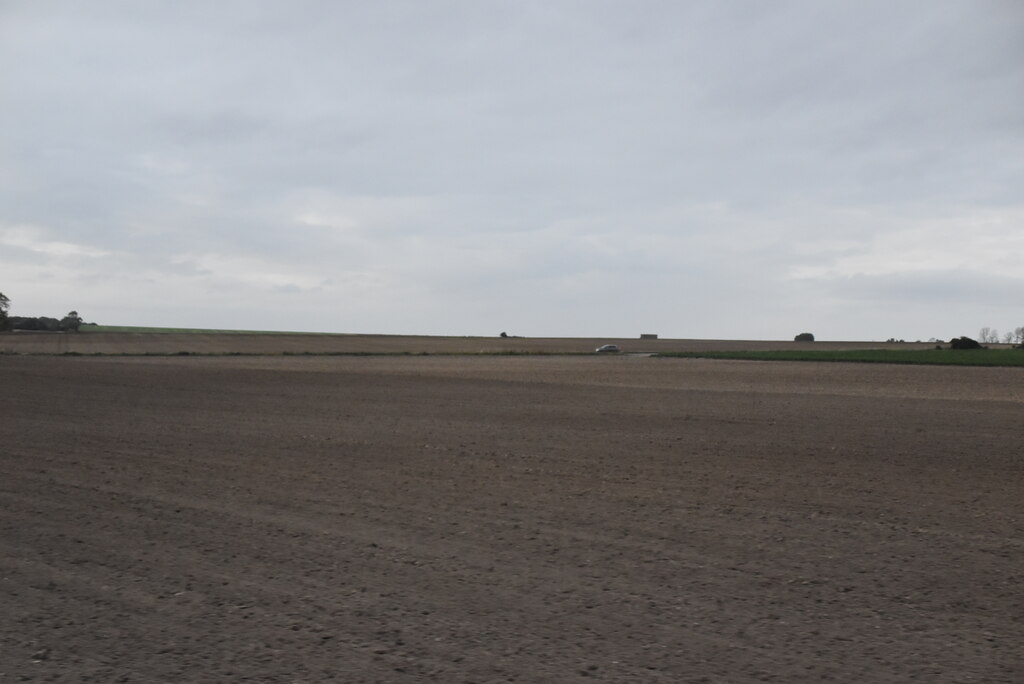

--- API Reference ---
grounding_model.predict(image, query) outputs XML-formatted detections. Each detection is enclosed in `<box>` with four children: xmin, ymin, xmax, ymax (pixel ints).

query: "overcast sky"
<box><xmin>2</xmin><ymin>1</ymin><xmax>1022</xmax><ymax>340</ymax></box>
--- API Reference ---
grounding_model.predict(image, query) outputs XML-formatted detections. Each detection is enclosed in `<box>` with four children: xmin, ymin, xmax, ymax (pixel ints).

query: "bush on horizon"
<box><xmin>949</xmin><ymin>336</ymin><xmax>983</xmax><ymax>350</ymax></box>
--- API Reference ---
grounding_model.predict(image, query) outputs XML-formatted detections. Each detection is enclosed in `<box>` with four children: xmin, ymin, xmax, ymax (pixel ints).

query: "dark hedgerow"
<box><xmin>949</xmin><ymin>336</ymin><xmax>983</xmax><ymax>350</ymax></box>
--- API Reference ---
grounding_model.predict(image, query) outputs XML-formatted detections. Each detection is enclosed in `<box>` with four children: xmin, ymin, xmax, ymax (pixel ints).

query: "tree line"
<box><xmin>978</xmin><ymin>327</ymin><xmax>1024</xmax><ymax>345</ymax></box>
<box><xmin>0</xmin><ymin>292</ymin><xmax>84</xmax><ymax>332</ymax></box>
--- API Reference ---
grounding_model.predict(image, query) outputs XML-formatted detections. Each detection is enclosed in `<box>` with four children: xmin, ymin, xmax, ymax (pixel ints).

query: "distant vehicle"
<box><xmin>595</xmin><ymin>344</ymin><xmax>621</xmax><ymax>353</ymax></box>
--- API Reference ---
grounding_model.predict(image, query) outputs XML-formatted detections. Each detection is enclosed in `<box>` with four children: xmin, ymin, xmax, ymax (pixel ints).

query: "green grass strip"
<box><xmin>659</xmin><ymin>349</ymin><xmax>1024</xmax><ymax>367</ymax></box>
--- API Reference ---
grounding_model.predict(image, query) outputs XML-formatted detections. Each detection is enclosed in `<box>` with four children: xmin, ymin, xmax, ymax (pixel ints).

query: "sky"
<box><xmin>2</xmin><ymin>1</ymin><xmax>1022</xmax><ymax>341</ymax></box>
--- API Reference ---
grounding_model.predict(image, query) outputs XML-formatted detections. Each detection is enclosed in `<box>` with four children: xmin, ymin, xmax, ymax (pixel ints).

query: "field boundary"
<box><xmin>4</xmin><ymin>331</ymin><xmax>1021</xmax><ymax>366</ymax></box>
<box><xmin>3</xmin><ymin>348</ymin><xmax>1023</xmax><ymax>367</ymax></box>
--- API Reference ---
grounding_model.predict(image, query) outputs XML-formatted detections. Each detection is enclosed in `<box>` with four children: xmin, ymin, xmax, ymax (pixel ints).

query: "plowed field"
<box><xmin>2</xmin><ymin>354</ymin><xmax>1021</xmax><ymax>682</ymax></box>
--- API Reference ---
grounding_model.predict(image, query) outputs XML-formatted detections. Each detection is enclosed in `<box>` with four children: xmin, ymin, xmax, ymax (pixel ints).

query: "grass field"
<box><xmin>661</xmin><ymin>348</ymin><xmax>1024</xmax><ymax>367</ymax></box>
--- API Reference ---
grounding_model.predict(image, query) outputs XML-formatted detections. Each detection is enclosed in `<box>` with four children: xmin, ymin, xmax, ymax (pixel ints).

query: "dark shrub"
<box><xmin>949</xmin><ymin>336</ymin><xmax>982</xmax><ymax>350</ymax></box>
<box><xmin>794</xmin><ymin>332</ymin><xmax>815</xmax><ymax>342</ymax></box>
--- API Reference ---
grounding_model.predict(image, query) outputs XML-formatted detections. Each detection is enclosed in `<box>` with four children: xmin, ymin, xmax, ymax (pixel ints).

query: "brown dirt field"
<box><xmin>2</xmin><ymin>354</ymin><xmax>1022</xmax><ymax>682</ymax></box>
<box><xmin>0</xmin><ymin>331</ymin><xmax>944</xmax><ymax>356</ymax></box>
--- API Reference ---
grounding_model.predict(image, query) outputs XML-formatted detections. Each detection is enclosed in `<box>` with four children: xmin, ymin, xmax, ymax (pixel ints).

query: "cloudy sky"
<box><xmin>2</xmin><ymin>1</ymin><xmax>1022</xmax><ymax>340</ymax></box>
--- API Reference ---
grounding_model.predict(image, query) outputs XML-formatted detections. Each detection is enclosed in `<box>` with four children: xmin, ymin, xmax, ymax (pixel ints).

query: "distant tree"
<box><xmin>794</xmin><ymin>332</ymin><xmax>815</xmax><ymax>342</ymax></box>
<box><xmin>500</xmin><ymin>331</ymin><xmax>508</xmax><ymax>338</ymax></box>
<box><xmin>60</xmin><ymin>310</ymin><xmax>83</xmax><ymax>332</ymax></box>
<box><xmin>0</xmin><ymin>292</ymin><xmax>8</xmax><ymax>330</ymax></box>
<box><xmin>1014</xmin><ymin>326</ymin><xmax>1024</xmax><ymax>345</ymax></box>
<box><xmin>979</xmin><ymin>327</ymin><xmax>999</xmax><ymax>344</ymax></box>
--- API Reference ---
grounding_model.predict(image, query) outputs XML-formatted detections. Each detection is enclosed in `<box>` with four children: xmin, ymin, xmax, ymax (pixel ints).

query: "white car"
<box><xmin>595</xmin><ymin>344</ymin><xmax>621</xmax><ymax>353</ymax></box>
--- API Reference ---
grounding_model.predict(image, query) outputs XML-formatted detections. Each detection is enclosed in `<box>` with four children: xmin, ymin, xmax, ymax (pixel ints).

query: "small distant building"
<box><xmin>640</xmin><ymin>333</ymin><xmax>658</xmax><ymax>340</ymax></box>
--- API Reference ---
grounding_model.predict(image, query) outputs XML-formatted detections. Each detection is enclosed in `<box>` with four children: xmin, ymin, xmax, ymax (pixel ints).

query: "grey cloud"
<box><xmin>811</xmin><ymin>270</ymin><xmax>1023</xmax><ymax>310</ymax></box>
<box><xmin>1</xmin><ymin>1</ymin><xmax>1021</xmax><ymax>338</ymax></box>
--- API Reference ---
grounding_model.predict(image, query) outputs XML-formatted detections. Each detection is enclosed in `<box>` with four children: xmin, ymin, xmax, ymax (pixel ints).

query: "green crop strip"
<box><xmin>658</xmin><ymin>349</ymin><xmax>1024</xmax><ymax>367</ymax></box>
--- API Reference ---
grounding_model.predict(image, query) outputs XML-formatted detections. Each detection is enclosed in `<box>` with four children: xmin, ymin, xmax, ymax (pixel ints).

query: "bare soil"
<box><xmin>1</xmin><ymin>354</ymin><xmax>1021</xmax><ymax>682</ymax></box>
